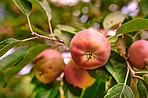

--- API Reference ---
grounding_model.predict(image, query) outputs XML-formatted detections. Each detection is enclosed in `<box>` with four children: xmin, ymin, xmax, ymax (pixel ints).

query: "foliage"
<box><xmin>0</xmin><ymin>0</ymin><xmax>148</xmax><ymax>98</ymax></box>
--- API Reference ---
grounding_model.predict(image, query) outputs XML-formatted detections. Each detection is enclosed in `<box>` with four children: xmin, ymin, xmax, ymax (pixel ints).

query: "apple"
<box><xmin>128</xmin><ymin>40</ymin><xmax>148</xmax><ymax>69</ymax></box>
<box><xmin>33</xmin><ymin>49</ymin><xmax>65</xmax><ymax>83</ymax></box>
<box><xmin>64</xmin><ymin>59</ymin><xmax>95</xmax><ymax>88</ymax></box>
<box><xmin>70</xmin><ymin>29</ymin><xmax>111</xmax><ymax>69</ymax></box>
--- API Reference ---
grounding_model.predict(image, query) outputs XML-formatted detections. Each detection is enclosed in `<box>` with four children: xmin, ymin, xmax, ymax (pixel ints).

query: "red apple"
<box><xmin>70</xmin><ymin>29</ymin><xmax>111</xmax><ymax>69</ymax></box>
<box><xmin>128</xmin><ymin>40</ymin><xmax>148</xmax><ymax>69</ymax></box>
<box><xmin>64</xmin><ymin>59</ymin><xmax>95</xmax><ymax>88</ymax></box>
<box><xmin>33</xmin><ymin>49</ymin><xmax>65</xmax><ymax>83</ymax></box>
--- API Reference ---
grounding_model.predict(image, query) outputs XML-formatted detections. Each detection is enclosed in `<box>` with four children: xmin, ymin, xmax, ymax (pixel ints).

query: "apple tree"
<box><xmin>0</xmin><ymin>0</ymin><xmax>148</xmax><ymax>98</ymax></box>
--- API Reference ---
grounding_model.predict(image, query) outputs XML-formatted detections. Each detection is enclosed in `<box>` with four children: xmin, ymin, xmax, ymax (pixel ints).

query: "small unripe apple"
<box><xmin>128</xmin><ymin>40</ymin><xmax>148</xmax><ymax>69</ymax></box>
<box><xmin>33</xmin><ymin>49</ymin><xmax>65</xmax><ymax>83</ymax></box>
<box><xmin>70</xmin><ymin>29</ymin><xmax>111</xmax><ymax>69</ymax></box>
<box><xmin>64</xmin><ymin>59</ymin><xmax>95</xmax><ymax>88</ymax></box>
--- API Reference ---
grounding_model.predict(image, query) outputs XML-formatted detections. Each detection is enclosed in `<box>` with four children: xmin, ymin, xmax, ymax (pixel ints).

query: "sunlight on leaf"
<box><xmin>0</xmin><ymin>39</ymin><xmax>21</xmax><ymax>57</ymax></box>
<box><xmin>103</xmin><ymin>12</ymin><xmax>125</xmax><ymax>30</ymax></box>
<box><xmin>117</xmin><ymin>18</ymin><xmax>148</xmax><ymax>34</ymax></box>
<box><xmin>38</xmin><ymin>0</ymin><xmax>52</xmax><ymax>21</ymax></box>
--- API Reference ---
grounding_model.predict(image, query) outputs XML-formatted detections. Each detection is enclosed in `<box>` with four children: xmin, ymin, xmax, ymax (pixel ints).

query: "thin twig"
<box><xmin>80</xmin><ymin>88</ymin><xmax>86</xmax><ymax>98</ymax></box>
<box><xmin>119</xmin><ymin>66</ymin><xmax>130</xmax><ymax>98</ymax></box>
<box><xmin>48</xmin><ymin>20</ymin><xmax>54</xmax><ymax>38</ymax></box>
<box><xmin>107</xmin><ymin>34</ymin><xmax>122</xmax><ymax>40</ymax></box>
<box><xmin>132</xmin><ymin>75</ymin><xmax>144</xmax><ymax>80</ymax></box>
<box><xmin>135</xmin><ymin>71</ymin><xmax>148</xmax><ymax>74</ymax></box>
<box><xmin>26</xmin><ymin>15</ymin><xmax>64</xmax><ymax>43</ymax></box>
<box><xmin>126</xmin><ymin>60</ymin><xmax>135</xmax><ymax>75</ymax></box>
<box><xmin>26</xmin><ymin>15</ymin><xmax>34</xmax><ymax>35</ymax></box>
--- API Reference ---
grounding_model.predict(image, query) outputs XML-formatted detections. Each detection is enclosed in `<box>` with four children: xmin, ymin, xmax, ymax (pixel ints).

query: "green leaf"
<box><xmin>38</xmin><ymin>0</ymin><xmax>52</xmax><ymax>21</ymax></box>
<box><xmin>0</xmin><ymin>72</ymin><xmax>5</xmax><ymax>86</ymax></box>
<box><xmin>63</xmin><ymin>77</ymin><xmax>82</xmax><ymax>97</ymax></box>
<box><xmin>5</xmin><ymin>45</ymin><xmax>51</xmax><ymax>82</ymax></box>
<box><xmin>48</xmin><ymin>85</ymin><xmax>60</xmax><ymax>98</ymax></box>
<box><xmin>104</xmin><ymin>83</ymin><xmax>134</xmax><ymax>98</ymax></box>
<box><xmin>57</xmin><ymin>25</ymin><xmax>77</xmax><ymax>34</ymax></box>
<box><xmin>108</xmin><ymin>36</ymin><xmax>118</xmax><ymax>44</ymax></box>
<box><xmin>105</xmin><ymin>51</ymin><xmax>127</xmax><ymax>83</ymax></box>
<box><xmin>130</xmin><ymin>78</ymin><xmax>139</xmax><ymax>98</ymax></box>
<box><xmin>103</xmin><ymin>12</ymin><xmax>125</xmax><ymax>30</ymax></box>
<box><xmin>83</xmin><ymin>81</ymin><xmax>105</xmax><ymax>98</ymax></box>
<box><xmin>0</xmin><ymin>49</ymin><xmax>28</xmax><ymax>71</ymax></box>
<box><xmin>122</xmin><ymin>15</ymin><xmax>133</xmax><ymax>24</ymax></box>
<box><xmin>28</xmin><ymin>0</ymin><xmax>46</xmax><ymax>15</ymax></box>
<box><xmin>83</xmin><ymin>68</ymin><xmax>110</xmax><ymax>98</ymax></box>
<box><xmin>54</xmin><ymin>29</ymin><xmax>75</xmax><ymax>48</ymax></box>
<box><xmin>0</xmin><ymin>38</ymin><xmax>19</xmax><ymax>49</ymax></box>
<box><xmin>13</xmin><ymin>0</ymin><xmax>32</xmax><ymax>16</ymax></box>
<box><xmin>0</xmin><ymin>39</ymin><xmax>21</xmax><ymax>57</ymax></box>
<box><xmin>143</xmin><ymin>74</ymin><xmax>148</xmax><ymax>84</ymax></box>
<box><xmin>137</xmin><ymin>79</ymin><xmax>147</xmax><ymax>98</ymax></box>
<box><xmin>35</xmin><ymin>88</ymin><xmax>50</xmax><ymax>98</ymax></box>
<box><xmin>88</xmin><ymin>67</ymin><xmax>111</xmax><ymax>81</ymax></box>
<box><xmin>116</xmin><ymin>18</ymin><xmax>148</xmax><ymax>34</ymax></box>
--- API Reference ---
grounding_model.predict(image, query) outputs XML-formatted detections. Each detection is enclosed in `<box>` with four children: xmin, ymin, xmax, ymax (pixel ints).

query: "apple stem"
<box><xmin>59</xmin><ymin>76</ymin><xmax>65</xmax><ymax>98</ymax></box>
<box><xmin>126</xmin><ymin>60</ymin><xmax>135</xmax><ymax>76</ymax></box>
<box><xmin>26</xmin><ymin>15</ymin><xmax>64</xmax><ymax>43</ymax></box>
<box><xmin>135</xmin><ymin>71</ymin><xmax>148</xmax><ymax>74</ymax></box>
<box><xmin>132</xmin><ymin>75</ymin><xmax>144</xmax><ymax>80</ymax></box>
<box><xmin>80</xmin><ymin>88</ymin><xmax>86</xmax><ymax>98</ymax></box>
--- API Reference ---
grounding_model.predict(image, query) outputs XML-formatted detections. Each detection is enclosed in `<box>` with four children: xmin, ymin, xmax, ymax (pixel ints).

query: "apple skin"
<box><xmin>64</xmin><ymin>59</ymin><xmax>95</xmax><ymax>88</ymax></box>
<box><xmin>70</xmin><ymin>29</ymin><xmax>111</xmax><ymax>69</ymax></box>
<box><xmin>33</xmin><ymin>49</ymin><xmax>65</xmax><ymax>83</ymax></box>
<box><xmin>128</xmin><ymin>40</ymin><xmax>148</xmax><ymax>69</ymax></box>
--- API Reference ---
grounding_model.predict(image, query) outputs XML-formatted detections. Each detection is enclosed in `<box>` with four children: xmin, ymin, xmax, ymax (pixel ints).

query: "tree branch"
<box><xmin>26</xmin><ymin>15</ymin><xmax>64</xmax><ymax>43</ymax></box>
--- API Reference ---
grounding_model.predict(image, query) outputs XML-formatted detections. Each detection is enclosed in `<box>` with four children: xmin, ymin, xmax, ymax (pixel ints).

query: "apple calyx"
<box><xmin>85</xmin><ymin>51</ymin><xmax>95</xmax><ymax>61</ymax></box>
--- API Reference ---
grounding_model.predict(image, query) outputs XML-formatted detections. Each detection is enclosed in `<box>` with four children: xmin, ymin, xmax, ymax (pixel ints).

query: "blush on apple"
<box><xmin>33</xmin><ymin>49</ymin><xmax>65</xmax><ymax>83</ymax></box>
<box><xmin>70</xmin><ymin>29</ymin><xmax>111</xmax><ymax>69</ymax></box>
<box><xmin>128</xmin><ymin>40</ymin><xmax>148</xmax><ymax>70</ymax></box>
<box><xmin>64</xmin><ymin>59</ymin><xmax>95</xmax><ymax>88</ymax></box>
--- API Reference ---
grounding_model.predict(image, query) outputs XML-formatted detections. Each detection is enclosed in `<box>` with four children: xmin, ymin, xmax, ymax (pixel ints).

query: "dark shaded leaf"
<box><xmin>83</xmin><ymin>81</ymin><xmax>105</xmax><ymax>98</ymax></box>
<box><xmin>130</xmin><ymin>77</ymin><xmax>139</xmax><ymax>98</ymax></box>
<box><xmin>115</xmin><ymin>34</ymin><xmax>133</xmax><ymax>53</ymax></box>
<box><xmin>63</xmin><ymin>77</ymin><xmax>82</xmax><ymax>97</ymax></box>
<box><xmin>35</xmin><ymin>88</ymin><xmax>50</xmax><ymax>98</ymax></box>
<box><xmin>137</xmin><ymin>79</ymin><xmax>147</xmax><ymax>98</ymax></box>
<box><xmin>143</xmin><ymin>74</ymin><xmax>148</xmax><ymax>84</ymax></box>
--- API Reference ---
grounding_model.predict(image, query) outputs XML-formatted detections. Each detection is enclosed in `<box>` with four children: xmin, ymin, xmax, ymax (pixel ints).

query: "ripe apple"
<box><xmin>33</xmin><ymin>49</ymin><xmax>65</xmax><ymax>83</ymax></box>
<box><xmin>64</xmin><ymin>59</ymin><xmax>95</xmax><ymax>88</ymax></box>
<box><xmin>128</xmin><ymin>40</ymin><xmax>148</xmax><ymax>69</ymax></box>
<box><xmin>70</xmin><ymin>29</ymin><xmax>111</xmax><ymax>69</ymax></box>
